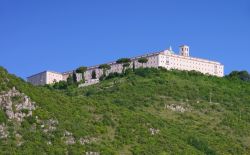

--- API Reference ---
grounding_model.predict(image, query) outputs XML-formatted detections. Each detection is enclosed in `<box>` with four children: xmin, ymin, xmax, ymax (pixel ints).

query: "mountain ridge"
<box><xmin>0</xmin><ymin>66</ymin><xmax>250</xmax><ymax>154</ymax></box>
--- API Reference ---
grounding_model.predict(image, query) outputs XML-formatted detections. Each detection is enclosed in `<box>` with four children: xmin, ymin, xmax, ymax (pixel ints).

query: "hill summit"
<box><xmin>0</xmin><ymin>66</ymin><xmax>250</xmax><ymax>154</ymax></box>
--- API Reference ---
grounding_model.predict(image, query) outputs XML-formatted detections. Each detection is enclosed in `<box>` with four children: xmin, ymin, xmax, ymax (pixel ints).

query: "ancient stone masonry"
<box><xmin>27</xmin><ymin>45</ymin><xmax>224</xmax><ymax>86</ymax></box>
<box><xmin>0</xmin><ymin>87</ymin><xmax>36</xmax><ymax>123</ymax></box>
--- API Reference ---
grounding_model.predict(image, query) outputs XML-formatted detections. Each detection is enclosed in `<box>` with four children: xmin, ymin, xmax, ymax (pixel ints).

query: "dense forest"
<box><xmin>0</xmin><ymin>66</ymin><xmax>250</xmax><ymax>154</ymax></box>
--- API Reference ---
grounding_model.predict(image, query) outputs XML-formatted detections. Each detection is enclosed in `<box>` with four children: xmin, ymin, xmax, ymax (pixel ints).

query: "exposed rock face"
<box><xmin>86</xmin><ymin>152</ymin><xmax>100</xmax><ymax>155</ymax></box>
<box><xmin>149</xmin><ymin>128</ymin><xmax>160</xmax><ymax>135</ymax></box>
<box><xmin>0</xmin><ymin>87</ymin><xmax>36</xmax><ymax>122</ymax></box>
<box><xmin>79</xmin><ymin>136</ymin><xmax>97</xmax><ymax>145</ymax></box>
<box><xmin>0</xmin><ymin>123</ymin><xmax>8</xmax><ymax>139</ymax></box>
<box><xmin>41</xmin><ymin>119</ymin><xmax>58</xmax><ymax>133</ymax></box>
<box><xmin>65</xmin><ymin>136</ymin><xmax>75</xmax><ymax>145</ymax></box>
<box><xmin>63</xmin><ymin>130</ymin><xmax>75</xmax><ymax>145</ymax></box>
<box><xmin>166</xmin><ymin>104</ymin><xmax>186</xmax><ymax>113</ymax></box>
<box><xmin>62</xmin><ymin>130</ymin><xmax>98</xmax><ymax>145</ymax></box>
<box><xmin>15</xmin><ymin>133</ymin><xmax>23</xmax><ymax>146</ymax></box>
<box><xmin>38</xmin><ymin>118</ymin><xmax>59</xmax><ymax>145</ymax></box>
<box><xmin>0</xmin><ymin>87</ymin><xmax>36</xmax><ymax>141</ymax></box>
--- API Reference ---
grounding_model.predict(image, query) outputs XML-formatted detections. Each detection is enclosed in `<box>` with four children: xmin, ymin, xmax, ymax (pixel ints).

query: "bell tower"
<box><xmin>179</xmin><ymin>45</ymin><xmax>189</xmax><ymax>57</ymax></box>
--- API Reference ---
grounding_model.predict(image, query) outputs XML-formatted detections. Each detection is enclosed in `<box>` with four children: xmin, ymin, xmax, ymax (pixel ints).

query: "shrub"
<box><xmin>85</xmin><ymin>88</ymin><xmax>98</xmax><ymax>96</ymax></box>
<box><xmin>226</xmin><ymin>70</ymin><xmax>250</xmax><ymax>82</ymax></box>
<box><xmin>26</xmin><ymin>116</ymin><xmax>36</xmax><ymax>124</ymax></box>
<box><xmin>124</xmin><ymin>68</ymin><xmax>133</xmax><ymax>76</ymax></box>
<box><xmin>53</xmin><ymin>81</ymin><xmax>68</xmax><ymax>90</ymax></box>
<box><xmin>105</xmin><ymin>72</ymin><xmax>121</xmax><ymax>80</ymax></box>
<box><xmin>92</xmin><ymin>70</ymin><xmax>97</xmax><ymax>79</ymax></box>
<box><xmin>99</xmin><ymin>75</ymin><xmax>105</xmax><ymax>81</ymax></box>
<box><xmin>21</xmin><ymin>109</ymin><xmax>29</xmax><ymax>114</ymax></box>
<box><xmin>11</xmin><ymin>95</ymin><xmax>22</xmax><ymax>103</ymax></box>
<box><xmin>0</xmin><ymin>109</ymin><xmax>7</xmax><ymax>123</ymax></box>
<box><xmin>134</xmin><ymin>68</ymin><xmax>158</xmax><ymax>77</ymax></box>
<box><xmin>187</xmin><ymin>136</ymin><xmax>216</xmax><ymax>155</ymax></box>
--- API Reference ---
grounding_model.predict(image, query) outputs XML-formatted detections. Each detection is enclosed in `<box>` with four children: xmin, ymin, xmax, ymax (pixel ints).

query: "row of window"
<box><xmin>169</xmin><ymin>56</ymin><xmax>223</xmax><ymax>68</ymax></box>
<box><xmin>169</xmin><ymin>59</ymin><xmax>214</xmax><ymax>67</ymax></box>
<box><xmin>169</xmin><ymin>65</ymin><xmax>223</xmax><ymax>74</ymax></box>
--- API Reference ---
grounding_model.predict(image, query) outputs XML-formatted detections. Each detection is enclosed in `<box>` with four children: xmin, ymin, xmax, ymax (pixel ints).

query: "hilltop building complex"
<box><xmin>27</xmin><ymin>45</ymin><xmax>224</xmax><ymax>86</ymax></box>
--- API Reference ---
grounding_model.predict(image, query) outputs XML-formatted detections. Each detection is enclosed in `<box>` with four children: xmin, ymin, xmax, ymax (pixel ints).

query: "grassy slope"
<box><xmin>0</xmin><ymin>67</ymin><xmax>250</xmax><ymax>154</ymax></box>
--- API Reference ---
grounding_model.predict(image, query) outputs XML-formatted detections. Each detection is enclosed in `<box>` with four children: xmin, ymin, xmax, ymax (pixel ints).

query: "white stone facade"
<box><xmin>27</xmin><ymin>71</ymin><xmax>63</xmax><ymax>86</ymax></box>
<box><xmin>158</xmin><ymin>45</ymin><xmax>224</xmax><ymax>77</ymax></box>
<box><xmin>27</xmin><ymin>45</ymin><xmax>224</xmax><ymax>85</ymax></box>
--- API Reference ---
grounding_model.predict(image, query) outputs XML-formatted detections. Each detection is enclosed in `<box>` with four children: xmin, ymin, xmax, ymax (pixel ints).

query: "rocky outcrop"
<box><xmin>63</xmin><ymin>130</ymin><xmax>76</xmax><ymax>145</ymax></box>
<box><xmin>0</xmin><ymin>87</ymin><xmax>36</xmax><ymax>141</ymax></box>
<box><xmin>41</xmin><ymin>119</ymin><xmax>58</xmax><ymax>133</ymax></box>
<box><xmin>166</xmin><ymin>104</ymin><xmax>186</xmax><ymax>113</ymax></box>
<box><xmin>79</xmin><ymin>136</ymin><xmax>97</xmax><ymax>145</ymax></box>
<box><xmin>0</xmin><ymin>123</ymin><xmax>8</xmax><ymax>139</ymax></box>
<box><xmin>0</xmin><ymin>87</ymin><xmax>36</xmax><ymax>122</ymax></box>
<box><xmin>15</xmin><ymin>133</ymin><xmax>23</xmax><ymax>146</ymax></box>
<box><xmin>149</xmin><ymin>128</ymin><xmax>160</xmax><ymax>135</ymax></box>
<box><xmin>86</xmin><ymin>152</ymin><xmax>100</xmax><ymax>155</ymax></box>
<box><xmin>62</xmin><ymin>130</ymin><xmax>98</xmax><ymax>145</ymax></box>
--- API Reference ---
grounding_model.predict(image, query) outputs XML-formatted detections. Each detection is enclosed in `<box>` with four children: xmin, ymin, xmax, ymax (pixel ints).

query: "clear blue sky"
<box><xmin>1</xmin><ymin>0</ymin><xmax>249</xmax><ymax>79</ymax></box>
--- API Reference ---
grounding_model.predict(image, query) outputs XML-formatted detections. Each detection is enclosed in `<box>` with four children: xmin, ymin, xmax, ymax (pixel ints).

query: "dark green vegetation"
<box><xmin>226</xmin><ymin>70</ymin><xmax>250</xmax><ymax>82</ymax></box>
<box><xmin>0</xmin><ymin>66</ymin><xmax>250</xmax><ymax>154</ymax></box>
<box><xmin>116</xmin><ymin>58</ymin><xmax>131</xmax><ymax>74</ymax></box>
<box><xmin>99</xmin><ymin>64</ymin><xmax>111</xmax><ymax>78</ymax></box>
<box><xmin>76</xmin><ymin>66</ymin><xmax>87</xmax><ymax>81</ymax></box>
<box><xmin>138</xmin><ymin>57</ymin><xmax>148</xmax><ymax>68</ymax></box>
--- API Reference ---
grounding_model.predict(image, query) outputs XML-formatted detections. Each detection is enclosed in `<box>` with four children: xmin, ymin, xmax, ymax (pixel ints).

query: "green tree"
<box><xmin>53</xmin><ymin>81</ymin><xmax>68</xmax><ymax>89</ymax></box>
<box><xmin>116</xmin><ymin>58</ymin><xmax>131</xmax><ymax>74</ymax></box>
<box><xmin>227</xmin><ymin>70</ymin><xmax>250</xmax><ymax>82</ymax></box>
<box><xmin>72</xmin><ymin>71</ymin><xmax>77</xmax><ymax>82</ymax></box>
<box><xmin>138</xmin><ymin>57</ymin><xmax>148</xmax><ymax>68</ymax></box>
<box><xmin>91</xmin><ymin>70</ymin><xmax>97</xmax><ymax>79</ymax></box>
<box><xmin>132</xmin><ymin>61</ymin><xmax>135</xmax><ymax>72</ymax></box>
<box><xmin>76</xmin><ymin>66</ymin><xmax>87</xmax><ymax>81</ymax></box>
<box><xmin>66</xmin><ymin>75</ymin><xmax>74</xmax><ymax>85</ymax></box>
<box><xmin>99</xmin><ymin>64</ymin><xmax>111</xmax><ymax>77</ymax></box>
